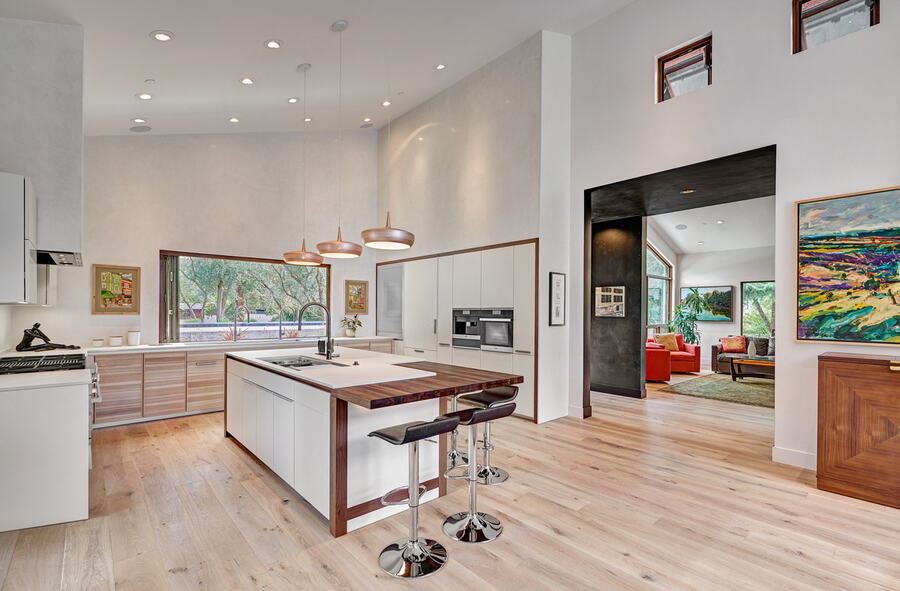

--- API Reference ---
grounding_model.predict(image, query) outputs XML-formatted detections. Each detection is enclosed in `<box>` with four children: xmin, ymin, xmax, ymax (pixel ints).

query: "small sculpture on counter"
<box><xmin>15</xmin><ymin>323</ymin><xmax>79</xmax><ymax>352</ymax></box>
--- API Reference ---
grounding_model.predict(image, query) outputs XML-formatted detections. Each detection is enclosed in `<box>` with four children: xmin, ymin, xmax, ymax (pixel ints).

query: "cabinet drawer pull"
<box><xmin>195</xmin><ymin>360</ymin><xmax>218</xmax><ymax>366</ymax></box>
<box><xmin>514</xmin><ymin>349</ymin><xmax>531</xmax><ymax>354</ymax></box>
<box><xmin>414</xmin><ymin>349</ymin><xmax>425</xmax><ymax>354</ymax></box>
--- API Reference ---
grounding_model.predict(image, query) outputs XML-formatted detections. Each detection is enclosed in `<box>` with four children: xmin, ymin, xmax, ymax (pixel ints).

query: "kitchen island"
<box><xmin>225</xmin><ymin>346</ymin><xmax>522</xmax><ymax>537</ymax></box>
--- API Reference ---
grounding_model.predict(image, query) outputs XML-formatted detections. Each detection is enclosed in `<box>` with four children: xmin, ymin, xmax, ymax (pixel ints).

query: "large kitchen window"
<box><xmin>793</xmin><ymin>0</ymin><xmax>879</xmax><ymax>53</ymax></box>
<box><xmin>646</xmin><ymin>244</ymin><xmax>672</xmax><ymax>331</ymax></box>
<box><xmin>159</xmin><ymin>251</ymin><xmax>330</xmax><ymax>343</ymax></box>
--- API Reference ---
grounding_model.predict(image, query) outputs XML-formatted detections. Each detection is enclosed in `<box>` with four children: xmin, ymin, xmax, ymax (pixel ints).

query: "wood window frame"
<box><xmin>792</xmin><ymin>0</ymin><xmax>880</xmax><ymax>54</ymax></box>
<box><xmin>158</xmin><ymin>250</ymin><xmax>332</xmax><ymax>343</ymax></box>
<box><xmin>657</xmin><ymin>35</ymin><xmax>713</xmax><ymax>103</ymax></box>
<box><xmin>645</xmin><ymin>242</ymin><xmax>673</xmax><ymax>331</ymax></box>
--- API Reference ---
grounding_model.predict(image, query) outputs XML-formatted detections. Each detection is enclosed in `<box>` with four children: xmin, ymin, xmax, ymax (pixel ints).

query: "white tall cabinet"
<box><xmin>481</xmin><ymin>247</ymin><xmax>515</xmax><ymax>308</ymax></box>
<box><xmin>402</xmin><ymin>258</ymin><xmax>438</xmax><ymax>360</ymax></box>
<box><xmin>452</xmin><ymin>251</ymin><xmax>482</xmax><ymax>308</ymax></box>
<box><xmin>437</xmin><ymin>257</ymin><xmax>454</xmax><ymax>363</ymax></box>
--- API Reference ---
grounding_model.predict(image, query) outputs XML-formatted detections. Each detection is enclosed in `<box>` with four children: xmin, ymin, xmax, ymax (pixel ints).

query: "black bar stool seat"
<box><xmin>368</xmin><ymin>415</ymin><xmax>460</xmax><ymax>579</ymax></box>
<box><xmin>441</xmin><ymin>403</ymin><xmax>516</xmax><ymax>544</ymax></box>
<box><xmin>457</xmin><ymin>386</ymin><xmax>518</xmax><ymax>485</ymax></box>
<box><xmin>457</xmin><ymin>385</ymin><xmax>518</xmax><ymax>408</ymax></box>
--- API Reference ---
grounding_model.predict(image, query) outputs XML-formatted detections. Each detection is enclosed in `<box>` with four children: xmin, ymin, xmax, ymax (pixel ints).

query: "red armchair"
<box><xmin>646</xmin><ymin>334</ymin><xmax>701</xmax><ymax>374</ymax></box>
<box><xmin>646</xmin><ymin>347</ymin><xmax>671</xmax><ymax>382</ymax></box>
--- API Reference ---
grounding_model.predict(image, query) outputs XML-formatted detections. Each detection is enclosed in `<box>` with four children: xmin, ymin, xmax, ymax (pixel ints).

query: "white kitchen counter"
<box><xmin>0</xmin><ymin>369</ymin><xmax>92</xmax><ymax>392</ymax></box>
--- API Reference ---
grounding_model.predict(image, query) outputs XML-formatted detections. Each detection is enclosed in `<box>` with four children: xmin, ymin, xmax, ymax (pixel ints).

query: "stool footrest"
<box><xmin>381</xmin><ymin>484</ymin><xmax>428</xmax><ymax>507</ymax></box>
<box><xmin>443</xmin><ymin>465</ymin><xmax>469</xmax><ymax>480</ymax></box>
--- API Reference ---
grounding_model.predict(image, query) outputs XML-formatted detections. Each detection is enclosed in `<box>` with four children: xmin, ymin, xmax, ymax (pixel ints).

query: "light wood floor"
<box><xmin>1</xmin><ymin>390</ymin><xmax>898</xmax><ymax>590</ymax></box>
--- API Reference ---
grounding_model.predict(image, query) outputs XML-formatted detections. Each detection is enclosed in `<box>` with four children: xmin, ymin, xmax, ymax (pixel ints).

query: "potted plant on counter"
<box><xmin>341</xmin><ymin>314</ymin><xmax>362</xmax><ymax>338</ymax></box>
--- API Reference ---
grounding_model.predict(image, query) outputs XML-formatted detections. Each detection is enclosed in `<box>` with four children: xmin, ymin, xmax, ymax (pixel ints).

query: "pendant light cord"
<box><xmin>302</xmin><ymin>67</ymin><xmax>308</xmax><ymax>243</ymax></box>
<box><xmin>337</xmin><ymin>27</ymin><xmax>344</xmax><ymax>230</ymax></box>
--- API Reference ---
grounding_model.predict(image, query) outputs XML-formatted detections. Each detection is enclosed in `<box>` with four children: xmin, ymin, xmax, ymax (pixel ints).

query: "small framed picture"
<box><xmin>595</xmin><ymin>286</ymin><xmax>626</xmax><ymax>317</ymax></box>
<box><xmin>344</xmin><ymin>279</ymin><xmax>369</xmax><ymax>315</ymax></box>
<box><xmin>92</xmin><ymin>264</ymin><xmax>141</xmax><ymax>315</ymax></box>
<box><xmin>549</xmin><ymin>272</ymin><xmax>566</xmax><ymax>326</ymax></box>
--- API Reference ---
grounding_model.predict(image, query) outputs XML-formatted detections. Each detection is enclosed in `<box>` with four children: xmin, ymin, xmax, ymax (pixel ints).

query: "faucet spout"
<box><xmin>298</xmin><ymin>301</ymin><xmax>332</xmax><ymax>359</ymax></box>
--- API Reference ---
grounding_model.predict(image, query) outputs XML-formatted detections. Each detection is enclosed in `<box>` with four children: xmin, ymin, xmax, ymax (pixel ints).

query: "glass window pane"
<box><xmin>648</xmin><ymin>277</ymin><xmax>669</xmax><ymax>326</ymax></box>
<box><xmin>176</xmin><ymin>256</ymin><xmax>328</xmax><ymax>342</ymax></box>
<box><xmin>646</xmin><ymin>247</ymin><xmax>670</xmax><ymax>277</ymax></box>
<box><xmin>741</xmin><ymin>281</ymin><xmax>775</xmax><ymax>336</ymax></box>
<box><xmin>802</xmin><ymin>0</ymin><xmax>873</xmax><ymax>50</ymax></box>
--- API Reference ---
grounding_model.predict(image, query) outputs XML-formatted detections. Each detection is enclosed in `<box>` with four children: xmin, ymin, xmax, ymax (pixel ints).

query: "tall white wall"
<box><xmin>570</xmin><ymin>0</ymin><xmax>900</xmax><ymax>468</ymax></box>
<box><xmin>10</xmin><ymin>131</ymin><xmax>378</xmax><ymax>345</ymax></box>
<box><xmin>677</xmin><ymin>246</ymin><xmax>775</xmax><ymax>367</ymax></box>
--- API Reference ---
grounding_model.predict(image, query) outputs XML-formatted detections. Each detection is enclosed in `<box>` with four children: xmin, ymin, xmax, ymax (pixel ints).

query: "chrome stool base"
<box><xmin>378</xmin><ymin>538</ymin><xmax>448</xmax><ymax>578</ymax></box>
<box><xmin>476</xmin><ymin>465</ymin><xmax>509</xmax><ymax>486</ymax></box>
<box><xmin>447</xmin><ymin>448</ymin><xmax>469</xmax><ymax>470</ymax></box>
<box><xmin>442</xmin><ymin>511</ymin><xmax>502</xmax><ymax>543</ymax></box>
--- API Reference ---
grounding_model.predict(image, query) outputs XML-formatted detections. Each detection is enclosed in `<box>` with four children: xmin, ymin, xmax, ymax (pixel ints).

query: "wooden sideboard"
<box><xmin>817</xmin><ymin>352</ymin><xmax>900</xmax><ymax>509</ymax></box>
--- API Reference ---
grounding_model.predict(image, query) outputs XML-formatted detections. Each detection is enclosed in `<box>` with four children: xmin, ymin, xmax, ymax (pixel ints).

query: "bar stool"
<box><xmin>368</xmin><ymin>415</ymin><xmax>460</xmax><ymax>579</ymax></box>
<box><xmin>442</xmin><ymin>403</ymin><xmax>516</xmax><ymax>543</ymax></box>
<box><xmin>457</xmin><ymin>386</ymin><xmax>518</xmax><ymax>486</ymax></box>
<box><xmin>446</xmin><ymin>394</ymin><xmax>468</xmax><ymax>470</ymax></box>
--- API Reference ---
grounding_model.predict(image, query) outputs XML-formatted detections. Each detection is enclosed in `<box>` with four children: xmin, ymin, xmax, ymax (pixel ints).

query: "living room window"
<box><xmin>159</xmin><ymin>251</ymin><xmax>330</xmax><ymax>343</ymax></box>
<box><xmin>657</xmin><ymin>36</ymin><xmax>712</xmax><ymax>102</ymax></box>
<box><xmin>793</xmin><ymin>0</ymin><xmax>879</xmax><ymax>53</ymax></box>
<box><xmin>646</xmin><ymin>244</ymin><xmax>673</xmax><ymax>331</ymax></box>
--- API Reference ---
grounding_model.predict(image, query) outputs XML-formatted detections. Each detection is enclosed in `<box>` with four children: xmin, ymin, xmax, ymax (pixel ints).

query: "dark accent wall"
<box><xmin>589</xmin><ymin>216</ymin><xmax>646</xmax><ymax>398</ymax></box>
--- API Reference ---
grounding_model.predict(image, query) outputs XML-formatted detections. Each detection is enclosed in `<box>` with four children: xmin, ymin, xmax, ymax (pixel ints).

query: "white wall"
<box><xmin>677</xmin><ymin>246</ymin><xmax>775</xmax><ymax>367</ymax></box>
<box><xmin>570</xmin><ymin>0</ymin><xmax>900</xmax><ymax>468</ymax></box>
<box><xmin>0</xmin><ymin>308</ymin><xmax>11</xmax><ymax>350</ymax></box>
<box><xmin>10</xmin><ymin>131</ymin><xmax>378</xmax><ymax>345</ymax></box>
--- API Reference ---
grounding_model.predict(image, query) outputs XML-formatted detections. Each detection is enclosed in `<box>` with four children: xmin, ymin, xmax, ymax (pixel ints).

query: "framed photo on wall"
<box><xmin>344</xmin><ymin>279</ymin><xmax>369</xmax><ymax>315</ymax></box>
<box><xmin>595</xmin><ymin>286</ymin><xmax>626</xmax><ymax>317</ymax></box>
<box><xmin>550</xmin><ymin>272</ymin><xmax>566</xmax><ymax>326</ymax></box>
<box><xmin>796</xmin><ymin>186</ymin><xmax>900</xmax><ymax>345</ymax></box>
<box><xmin>92</xmin><ymin>264</ymin><xmax>141</xmax><ymax>315</ymax></box>
<box><xmin>680</xmin><ymin>286</ymin><xmax>734</xmax><ymax>322</ymax></box>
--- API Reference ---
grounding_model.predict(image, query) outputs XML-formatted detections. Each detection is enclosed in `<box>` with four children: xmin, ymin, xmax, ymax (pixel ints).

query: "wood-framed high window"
<box><xmin>159</xmin><ymin>250</ymin><xmax>331</xmax><ymax>343</ymax></box>
<box><xmin>793</xmin><ymin>0</ymin><xmax>880</xmax><ymax>53</ymax></box>
<box><xmin>657</xmin><ymin>36</ymin><xmax>712</xmax><ymax>103</ymax></box>
<box><xmin>646</xmin><ymin>243</ymin><xmax>673</xmax><ymax>332</ymax></box>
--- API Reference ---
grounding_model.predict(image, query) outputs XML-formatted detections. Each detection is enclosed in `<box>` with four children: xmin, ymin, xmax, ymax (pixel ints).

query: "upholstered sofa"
<box><xmin>711</xmin><ymin>335</ymin><xmax>775</xmax><ymax>377</ymax></box>
<box><xmin>646</xmin><ymin>334</ymin><xmax>701</xmax><ymax>374</ymax></box>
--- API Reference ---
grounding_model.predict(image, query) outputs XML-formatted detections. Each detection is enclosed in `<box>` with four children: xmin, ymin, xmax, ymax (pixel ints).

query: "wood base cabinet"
<box><xmin>143</xmin><ymin>352</ymin><xmax>187</xmax><ymax>417</ymax></box>
<box><xmin>93</xmin><ymin>354</ymin><xmax>143</xmax><ymax>423</ymax></box>
<box><xmin>817</xmin><ymin>352</ymin><xmax>900</xmax><ymax>509</ymax></box>
<box><xmin>186</xmin><ymin>351</ymin><xmax>225</xmax><ymax>412</ymax></box>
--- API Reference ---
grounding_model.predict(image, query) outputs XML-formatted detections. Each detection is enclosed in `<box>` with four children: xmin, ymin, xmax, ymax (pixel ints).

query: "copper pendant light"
<box><xmin>318</xmin><ymin>19</ymin><xmax>362</xmax><ymax>259</ymax></box>
<box><xmin>283</xmin><ymin>64</ymin><xmax>324</xmax><ymax>266</ymax></box>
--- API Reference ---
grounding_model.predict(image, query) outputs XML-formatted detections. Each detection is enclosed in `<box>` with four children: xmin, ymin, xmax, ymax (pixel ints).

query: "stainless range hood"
<box><xmin>36</xmin><ymin>250</ymin><xmax>82</xmax><ymax>266</ymax></box>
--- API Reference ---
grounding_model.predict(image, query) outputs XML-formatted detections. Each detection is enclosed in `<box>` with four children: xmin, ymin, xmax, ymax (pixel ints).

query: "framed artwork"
<box><xmin>92</xmin><ymin>264</ymin><xmax>140</xmax><ymax>315</ymax></box>
<box><xmin>550</xmin><ymin>272</ymin><xmax>566</xmax><ymax>325</ymax></box>
<box><xmin>680</xmin><ymin>286</ymin><xmax>734</xmax><ymax>322</ymax></box>
<box><xmin>595</xmin><ymin>286</ymin><xmax>625</xmax><ymax>318</ymax></box>
<box><xmin>741</xmin><ymin>281</ymin><xmax>775</xmax><ymax>336</ymax></box>
<box><xmin>797</xmin><ymin>186</ymin><xmax>900</xmax><ymax>345</ymax></box>
<box><xmin>344</xmin><ymin>279</ymin><xmax>369</xmax><ymax>315</ymax></box>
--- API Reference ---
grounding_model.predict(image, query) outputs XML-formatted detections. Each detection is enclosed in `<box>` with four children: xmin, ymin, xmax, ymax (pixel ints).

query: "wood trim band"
<box><xmin>346</xmin><ymin>477</ymin><xmax>441</xmax><ymax>521</ymax></box>
<box><xmin>330</xmin><ymin>397</ymin><xmax>348</xmax><ymax>537</ymax></box>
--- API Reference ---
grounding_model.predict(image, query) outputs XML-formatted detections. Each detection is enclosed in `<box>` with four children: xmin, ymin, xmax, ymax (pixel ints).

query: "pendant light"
<box><xmin>284</xmin><ymin>64</ymin><xmax>324</xmax><ymax>266</ymax></box>
<box><xmin>361</xmin><ymin>95</ymin><xmax>415</xmax><ymax>249</ymax></box>
<box><xmin>317</xmin><ymin>19</ymin><xmax>363</xmax><ymax>259</ymax></box>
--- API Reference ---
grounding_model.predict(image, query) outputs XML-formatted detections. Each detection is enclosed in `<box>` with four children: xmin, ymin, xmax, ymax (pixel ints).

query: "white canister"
<box><xmin>91</xmin><ymin>338</ymin><xmax>105</xmax><ymax>347</ymax></box>
<box><xmin>108</xmin><ymin>336</ymin><xmax>124</xmax><ymax>347</ymax></box>
<box><xmin>127</xmin><ymin>330</ymin><xmax>141</xmax><ymax>346</ymax></box>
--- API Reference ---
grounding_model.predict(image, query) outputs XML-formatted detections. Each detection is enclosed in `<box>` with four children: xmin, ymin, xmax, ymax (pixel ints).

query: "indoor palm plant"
<box><xmin>668</xmin><ymin>288</ymin><xmax>707</xmax><ymax>345</ymax></box>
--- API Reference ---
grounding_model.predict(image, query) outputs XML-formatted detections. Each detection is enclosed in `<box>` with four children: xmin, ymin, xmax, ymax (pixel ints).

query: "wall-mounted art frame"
<box><xmin>680</xmin><ymin>285</ymin><xmax>734</xmax><ymax>322</ymax></box>
<box><xmin>796</xmin><ymin>186</ymin><xmax>900</xmax><ymax>345</ymax></box>
<box><xmin>595</xmin><ymin>286</ymin><xmax>626</xmax><ymax>318</ymax></box>
<box><xmin>550</xmin><ymin>272</ymin><xmax>566</xmax><ymax>325</ymax></box>
<box><xmin>92</xmin><ymin>264</ymin><xmax>141</xmax><ymax>315</ymax></box>
<box><xmin>344</xmin><ymin>279</ymin><xmax>369</xmax><ymax>315</ymax></box>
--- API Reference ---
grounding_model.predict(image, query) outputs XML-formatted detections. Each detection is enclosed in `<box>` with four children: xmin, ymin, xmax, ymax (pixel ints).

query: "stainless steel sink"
<box><xmin>260</xmin><ymin>355</ymin><xmax>344</xmax><ymax>369</ymax></box>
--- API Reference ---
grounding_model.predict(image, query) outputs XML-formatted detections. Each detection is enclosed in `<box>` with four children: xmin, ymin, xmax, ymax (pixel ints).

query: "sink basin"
<box><xmin>261</xmin><ymin>355</ymin><xmax>343</xmax><ymax>369</ymax></box>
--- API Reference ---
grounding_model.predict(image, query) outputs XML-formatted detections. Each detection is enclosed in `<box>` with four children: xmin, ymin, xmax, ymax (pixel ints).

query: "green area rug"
<box><xmin>659</xmin><ymin>373</ymin><xmax>774</xmax><ymax>408</ymax></box>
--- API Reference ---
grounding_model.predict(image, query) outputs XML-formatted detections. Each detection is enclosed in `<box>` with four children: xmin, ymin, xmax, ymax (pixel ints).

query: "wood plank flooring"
<box><xmin>1</xmin><ymin>389</ymin><xmax>898</xmax><ymax>590</ymax></box>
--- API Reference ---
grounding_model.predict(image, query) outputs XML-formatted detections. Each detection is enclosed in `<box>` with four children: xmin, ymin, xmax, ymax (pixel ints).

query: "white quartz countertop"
<box><xmin>1</xmin><ymin>336</ymin><xmax>395</xmax><ymax>357</ymax></box>
<box><xmin>228</xmin><ymin>347</ymin><xmax>436</xmax><ymax>390</ymax></box>
<box><xmin>0</xmin><ymin>369</ymin><xmax>92</xmax><ymax>392</ymax></box>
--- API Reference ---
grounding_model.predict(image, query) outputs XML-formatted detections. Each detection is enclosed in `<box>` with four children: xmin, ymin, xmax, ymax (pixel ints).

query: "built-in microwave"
<box><xmin>480</xmin><ymin>309</ymin><xmax>513</xmax><ymax>353</ymax></box>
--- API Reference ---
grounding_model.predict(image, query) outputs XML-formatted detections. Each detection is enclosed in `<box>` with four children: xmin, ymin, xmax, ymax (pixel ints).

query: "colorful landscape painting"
<box><xmin>680</xmin><ymin>286</ymin><xmax>733</xmax><ymax>321</ymax></box>
<box><xmin>92</xmin><ymin>264</ymin><xmax>141</xmax><ymax>314</ymax></box>
<box><xmin>797</xmin><ymin>187</ymin><xmax>900</xmax><ymax>344</ymax></box>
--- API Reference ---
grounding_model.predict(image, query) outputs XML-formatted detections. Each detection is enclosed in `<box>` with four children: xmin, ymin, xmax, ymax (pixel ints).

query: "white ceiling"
<box><xmin>0</xmin><ymin>0</ymin><xmax>631</xmax><ymax>136</ymax></box>
<box><xmin>648</xmin><ymin>196</ymin><xmax>776</xmax><ymax>255</ymax></box>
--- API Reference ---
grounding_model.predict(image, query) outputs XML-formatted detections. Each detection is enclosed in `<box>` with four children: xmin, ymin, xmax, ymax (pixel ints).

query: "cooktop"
<box><xmin>0</xmin><ymin>354</ymin><xmax>87</xmax><ymax>375</ymax></box>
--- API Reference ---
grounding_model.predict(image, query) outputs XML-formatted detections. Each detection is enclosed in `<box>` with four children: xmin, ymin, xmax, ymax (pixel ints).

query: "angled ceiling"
<box><xmin>0</xmin><ymin>0</ymin><xmax>632</xmax><ymax>136</ymax></box>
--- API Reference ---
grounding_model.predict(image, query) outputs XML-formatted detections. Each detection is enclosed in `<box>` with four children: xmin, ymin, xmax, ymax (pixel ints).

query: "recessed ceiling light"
<box><xmin>362</xmin><ymin>117</ymin><xmax>372</xmax><ymax>122</ymax></box>
<box><xmin>265</xmin><ymin>39</ymin><xmax>282</xmax><ymax>49</ymax></box>
<box><xmin>435</xmin><ymin>64</ymin><xmax>446</xmax><ymax>71</ymax></box>
<box><xmin>675</xmin><ymin>224</ymin><xmax>688</xmax><ymax>230</ymax></box>
<box><xmin>228</xmin><ymin>117</ymin><xmax>239</xmax><ymax>123</ymax></box>
<box><xmin>360</xmin><ymin>123</ymin><xmax>373</xmax><ymax>129</ymax></box>
<box><xmin>287</xmin><ymin>97</ymin><xmax>298</xmax><ymax>104</ymax></box>
<box><xmin>130</xmin><ymin>125</ymin><xmax>151</xmax><ymax>133</ymax></box>
<box><xmin>680</xmin><ymin>189</ymin><xmax>695</xmax><ymax>194</ymax></box>
<box><xmin>697</xmin><ymin>241</ymin><xmax>705</xmax><ymax>245</ymax></box>
<box><xmin>417</xmin><ymin>136</ymin><xmax>424</xmax><ymax>142</ymax></box>
<box><xmin>716</xmin><ymin>219</ymin><xmax>725</xmax><ymax>224</ymax></box>
<box><xmin>304</xmin><ymin>117</ymin><xmax>312</xmax><ymax>123</ymax></box>
<box><xmin>241</xmin><ymin>77</ymin><xmax>255</xmax><ymax>85</ymax></box>
<box><xmin>144</xmin><ymin>78</ymin><xmax>156</xmax><ymax>85</ymax></box>
<box><xmin>132</xmin><ymin>117</ymin><xmax>147</xmax><ymax>124</ymax></box>
<box><xmin>136</xmin><ymin>92</ymin><xmax>152</xmax><ymax>100</ymax></box>
<box><xmin>150</xmin><ymin>30</ymin><xmax>174</xmax><ymax>42</ymax></box>
<box><xmin>382</xmin><ymin>99</ymin><xmax>392</xmax><ymax>107</ymax></box>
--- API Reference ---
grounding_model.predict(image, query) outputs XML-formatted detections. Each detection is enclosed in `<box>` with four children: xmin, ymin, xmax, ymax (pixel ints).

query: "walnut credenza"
<box><xmin>817</xmin><ymin>352</ymin><xmax>900</xmax><ymax>509</ymax></box>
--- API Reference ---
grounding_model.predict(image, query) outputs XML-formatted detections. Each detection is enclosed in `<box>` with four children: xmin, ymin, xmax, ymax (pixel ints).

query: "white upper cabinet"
<box><xmin>481</xmin><ymin>247</ymin><xmax>515</xmax><ymax>309</ymax></box>
<box><xmin>402</xmin><ymin>258</ymin><xmax>438</xmax><ymax>351</ymax></box>
<box><xmin>452</xmin><ymin>251</ymin><xmax>482</xmax><ymax>309</ymax></box>
<box><xmin>513</xmin><ymin>243</ymin><xmax>536</xmax><ymax>353</ymax></box>
<box><xmin>437</xmin><ymin>257</ymin><xmax>453</xmax><ymax>345</ymax></box>
<box><xmin>0</xmin><ymin>173</ymin><xmax>37</xmax><ymax>304</ymax></box>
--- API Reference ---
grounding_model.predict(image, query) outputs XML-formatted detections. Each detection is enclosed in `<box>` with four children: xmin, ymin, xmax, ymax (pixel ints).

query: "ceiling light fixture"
<box><xmin>136</xmin><ymin>92</ymin><xmax>152</xmax><ymax>100</ymax></box>
<box><xmin>130</xmin><ymin>125</ymin><xmax>151</xmax><ymax>133</ymax></box>
<box><xmin>304</xmin><ymin>117</ymin><xmax>312</xmax><ymax>123</ymax></box>
<box><xmin>132</xmin><ymin>117</ymin><xmax>147</xmax><ymax>124</ymax></box>
<box><xmin>241</xmin><ymin>77</ymin><xmax>254</xmax><ymax>85</ymax></box>
<box><xmin>697</xmin><ymin>241</ymin><xmax>705</xmax><ymax>245</ymax></box>
<box><xmin>288</xmin><ymin>97</ymin><xmax>298</xmax><ymax>104</ymax></box>
<box><xmin>150</xmin><ymin>30</ymin><xmax>174</xmax><ymax>42</ymax></box>
<box><xmin>284</xmin><ymin>65</ymin><xmax>324</xmax><ymax>267</ymax></box>
<box><xmin>228</xmin><ymin>117</ymin><xmax>240</xmax><ymax>123</ymax></box>
<box><xmin>716</xmin><ymin>219</ymin><xmax>725</xmax><ymax>224</ymax></box>
<box><xmin>435</xmin><ymin>64</ymin><xmax>446</xmax><ymax>70</ymax></box>
<box><xmin>381</xmin><ymin>99</ymin><xmax>392</xmax><ymax>107</ymax></box>
<box><xmin>680</xmin><ymin>189</ymin><xmax>695</xmax><ymax>194</ymax></box>
<box><xmin>318</xmin><ymin>20</ymin><xmax>362</xmax><ymax>259</ymax></box>
<box><xmin>265</xmin><ymin>39</ymin><xmax>282</xmax><ymax>49</ymax></box>
<box><xmin>362</xmin><ymin>117</ymin><xmax>372</xmax><ymax>122</ymax></box>
<box><xmin>675</xmin><ymin>224</ymin><xmax>688</xmax><ymax>230</ymax></box>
